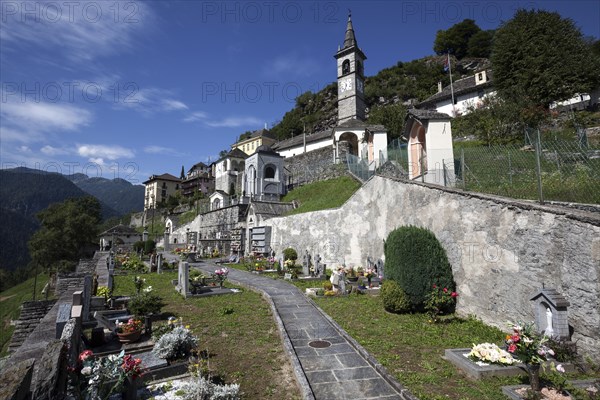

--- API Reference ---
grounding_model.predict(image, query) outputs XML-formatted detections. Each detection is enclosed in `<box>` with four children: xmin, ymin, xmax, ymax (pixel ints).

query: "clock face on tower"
<box><xmin>340</xmin><ymin>78</ymin><xmax>353</xmax><ymax>93</ymax></box>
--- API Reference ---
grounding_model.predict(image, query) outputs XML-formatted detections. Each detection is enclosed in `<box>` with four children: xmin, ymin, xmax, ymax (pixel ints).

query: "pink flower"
<box><xmin>433</xmin><ymin>284</ymin><xmax>437</xmax><ymax>288</ymax></box>
<box><xmin>79</xmin><ymin>350</ymin><xmax>93</xmax><ymax>362</ymax></box>
<box><xmin>508</xmin><ymin>344</ymin><xmax>517</xmax><ymax>353</ymax></box>
<box><xmin>556</xmin><ymin>364</ymin><xmax>565</xmax><ymax>373</ymax></box>
<box><xmin>451</xmin><ymin>292</ymin><xmax>458</xmax><ymax>298</ymax></box>
<box><xmin>443</xmin><ymin>288</ymin><xmax>448</xmax><ymax>293</ymax></box>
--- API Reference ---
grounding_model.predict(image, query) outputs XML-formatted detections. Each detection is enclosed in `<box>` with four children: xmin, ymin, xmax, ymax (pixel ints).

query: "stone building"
<box><xmin>213</xmin><ymin>148</ymin><xmax>247</xmax><ymax>196</ymax></box>
<box><xmin>143</xmin><ymin>173</ymin><xmax>181</xmax><ymax>210</ymax></box>
<box><xmin>231</xmin><ymin>128</ymin><xmax>277</xmax><ymax>156</ymax></box>
<box><xmin>181</xmin><ymin>162</ymin><xmax>215</xmax><ymax>198</ymax></box>
<box><xmin>243</xmin><ymin>145</ymin><xmax>286</xmax><ymax>201</ymax></box>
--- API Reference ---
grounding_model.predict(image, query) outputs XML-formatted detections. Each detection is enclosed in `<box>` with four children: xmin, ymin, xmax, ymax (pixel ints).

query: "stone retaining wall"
<box><xmin>264</xmin><ymin>175</ymin><xmax>600</xmax><ymax>361</ymax></box>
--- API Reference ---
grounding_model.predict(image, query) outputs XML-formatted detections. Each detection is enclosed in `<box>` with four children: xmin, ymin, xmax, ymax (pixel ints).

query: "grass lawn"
<box><xmin>113</xmin><ymin>272</ymin><xmax>302</xmax><ymax>399</ymax></box>
<box><xmin>0</xmin><ymin>274</ymin><xmax>49</xmax><ymax>357</ymax></box>
<box><xmin>313</xmin><ymin>293</ymin><xmax>598</xmax><ymax>400</ymax></box>
<box><xmin>281</xmin><ymin>175</ymin><xmax>362</xmax><ymax>215</ymax></box>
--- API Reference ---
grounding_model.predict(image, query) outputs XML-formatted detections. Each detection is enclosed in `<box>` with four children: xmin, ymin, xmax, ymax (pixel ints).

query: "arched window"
<box><xmin>264</xmin><ymin>165</ymin><xmax>276</xmax><ymax>179</ymax></box>
<box><xmin>342</xmin><ymin>59</ymin><xmax>350</xmax><ymax>74</ymax></box>
<box><xmin>213</xmin><ymin>198</ymin><xmax>221</xmax><ymax>210</ymax></box>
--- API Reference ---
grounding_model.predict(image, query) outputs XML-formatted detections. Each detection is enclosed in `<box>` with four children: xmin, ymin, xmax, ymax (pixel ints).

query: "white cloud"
<box><xmin>0</xmin><ymin>100</ymin><xmax>92</xmax><ymax>139</ymax></box>
<box><xmin>143</xmin><ymin>145</ymin><xmax>184</xmax><ymax>157</ymax></box>
<box><xmin>0</xmin><ymin>126</ymin><xmax>42</xmax><ymax>143</ymax></box>
<box><xmin>183</xmin><ymin>111</ymin><xmax>208</xmax><ymax>122</ymax></box>
<box><xmin>0</xmin><ymin>1</ymin><xmax>155</xmax><ymax>63</ymax></box>
<box><xmin>77</xmin><ymin>144</ymin><xmax>134</xmax><ymax>160</ymax></box>
<box><xmin>205</xmin><ymin>116</ymin><xmax>263</xmax><ymax>128</ymax></box>
<box><xmin>162</xmin><ymin>99</ymin><xmax>188</xmax><ymax>111</ymax></box>
<box><xmin>118</xmin><ymin>88</ymin><xmax>189</xmax><ymax>114</ymax></box>
<box><xmin>18</xmin><ymin>145</ymin><xmax>32</xmax><ymax>153</ymax></box>
<box><xmin>262</xmin><ymin>52</ymin><xmax>320</xmax><ymax>78</ymax></box>
<box><xmin>40</xmin><ymin>145</ymin><xmax>71</xmax><ymax>156</ymax></box>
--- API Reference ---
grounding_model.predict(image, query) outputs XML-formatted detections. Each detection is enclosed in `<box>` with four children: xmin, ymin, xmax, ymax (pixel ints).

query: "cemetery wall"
<box><xmin>264</xmin><ymin>175</ymin><xmax>600</xmax><ymax>361</ymax></box>
<box><xmin>170</xmin><ymin>204</ymin><xmax>248</xmax><ymax>253</ymax></box>
<box><xmin>284</xmin><ymin>142</ymin><xmax>350</xmax><ymax>187</ymax></box>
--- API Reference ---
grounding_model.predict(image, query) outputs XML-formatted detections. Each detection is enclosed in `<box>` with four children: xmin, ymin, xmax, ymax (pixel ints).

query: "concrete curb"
<box><xmin>196</xmin><ymin>263</ymin><xmax>315</xmax><ymax>400</ymax></box>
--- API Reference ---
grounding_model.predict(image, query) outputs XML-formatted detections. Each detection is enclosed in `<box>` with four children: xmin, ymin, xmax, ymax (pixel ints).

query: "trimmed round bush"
<box><xmin>384</xmin><ymin>225</ymin><xmax>455</xmax><ymax>309</ymax></box>
<box><xmin>381</xmin><ymin>280</ymin><xmax>411</xmax><ymax>314</ymax></box>
<box><xmin>283</xmin><ymin>247</ymin><xmax>298</xmax><ymax>261</ymax></box>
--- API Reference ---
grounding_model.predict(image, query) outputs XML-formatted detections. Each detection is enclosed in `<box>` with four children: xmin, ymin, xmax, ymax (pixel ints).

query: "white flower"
<box><xmin>144</xmin><ymin>286</ymin><xmax>153</xmax><ymax>293</ymax></box>
<box><xmin>556</xmin><ymin>364</ymin><xmax>565</xmax><ymax>373</ymax></box>
<box><xmin>81</xmin><ymin>366</ymin><xmax>92</xmax><ymax>375</ymax></box>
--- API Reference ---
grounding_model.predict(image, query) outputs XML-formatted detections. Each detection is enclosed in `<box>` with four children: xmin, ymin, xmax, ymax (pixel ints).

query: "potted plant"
<box><xmin>152</xmin><ymin>325</ymin><xmax>199</xmax><ymax>362</ymax></box>
<box><xmin>116</xmin><ymin>318</ymin><xmax>144</xmax><ymax>343</ymax></box>
<box><xmin>345</xmin><ymin>267</ymin><xmax>358</xmax><ymax>282</ymax></box>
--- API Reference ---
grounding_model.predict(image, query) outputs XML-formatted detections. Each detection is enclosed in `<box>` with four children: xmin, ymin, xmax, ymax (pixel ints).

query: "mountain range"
<box><xmin>0</xmin><ymin>168</ymin><xmax>144</xmax><ymax>271</ymax></box>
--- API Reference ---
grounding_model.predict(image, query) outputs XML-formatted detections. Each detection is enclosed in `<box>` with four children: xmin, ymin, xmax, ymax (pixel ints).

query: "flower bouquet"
<box><xmin>467</xmin><ymin>343</ymin><xmax>515</xmax><ymax>366</ymax></box>
<box><xmin>364</xmin><ymin>268</ymin><xmax>376</xmax><ymax>286</ymax></box>
<box><xmin>506</xmin><ymin>321</ymin><xmax>554</xmax><ymax>391</ymax></box>
<box><xmin>213</xmin><ymin>268</ymin><xmax>229</xmax><ymax>288</ymax></box>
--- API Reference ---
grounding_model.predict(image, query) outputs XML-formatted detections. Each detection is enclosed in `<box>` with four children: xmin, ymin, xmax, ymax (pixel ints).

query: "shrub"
<box><xmin>323</xmin><ymin>281</ymin><xmax>333</xmax><ymax>291</ymax></box>
<box><xmin>133</xmin><ymin>241</ymin><xmax>144</xmax><ymax>253</ymax></box>
<box><xmin>153</xmin><ymin>326</ymin><xmax>199</xmax><ymax>360</ymax></box>
<box><xmin>181</xmin><ymin>375</ymin><xmax>240</xmax><ymax>400</ymax></box>
<box><xmin>128</xmin><ymin>292</ymin><xmax>165</xmax><ymax>316</ymax></box>
<box><xmin>384</xmin><ymin>226</ymin><xmax>455</xmax><ymax>309</ymax></box>
<box><xmin>144</xmin><ymin>239</ymin><xmax>156</xmax><ymax>254</ymax></box>
<box><xmin>283</xmin><ymin>247</ymin><xmax>298</xmax><ymax>261</ymax></box>
<box><xmin>381</xmin><ymin>280</ymin><xmax>412</xmax><ymax>314</ymax></box>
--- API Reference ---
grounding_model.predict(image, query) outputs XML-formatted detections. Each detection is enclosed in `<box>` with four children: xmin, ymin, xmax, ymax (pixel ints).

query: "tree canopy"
<box><xmin>28</xmin><ymin>196</ymin><xmax>101</xmax><ymax>273</ymax></box>
<box><xmin>492</xmin><ymin>9</ymin><xmax>600</xmax><ymax>110</ymax></box>
<box><xmin>433</xmin><ymin>19</ymin><xmax>490</xmax><ymax>59</ymax></box>
<box><xmin>367</xmin><ymin>103</ymin><xmax>407</xmax><ymax>141</ymax></box>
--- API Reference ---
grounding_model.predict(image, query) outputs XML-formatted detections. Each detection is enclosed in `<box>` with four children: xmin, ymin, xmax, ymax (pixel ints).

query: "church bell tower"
<box><xmin>335</xmin><ymin>12</ymin><xmax>367</xmax><ymax>123</ymax></box>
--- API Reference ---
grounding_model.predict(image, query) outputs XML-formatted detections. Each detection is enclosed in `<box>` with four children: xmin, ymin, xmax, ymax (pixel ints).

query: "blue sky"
<box><xmin>1</xmin><ymin>1</ymin><xmax>598</xmax><ymax>184</ymax></box>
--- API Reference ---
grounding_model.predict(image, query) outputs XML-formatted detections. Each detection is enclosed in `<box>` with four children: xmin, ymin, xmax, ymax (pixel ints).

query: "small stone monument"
<box><xmin>82</xmin><ymin>275</ymin><xmax>92</xmax><ymax>322</ymax></box>
<box><xmin>177</xmin><ymin>261</ymin><xmax>191</xmax><ymax>298</ymax></box>
<box><xmin>530</xmin><ymin>288</ymin><xmax>570</xmax><ymax>340</ymax></box>
<box><xmin>376</xmin><ymin>259</ymin><xmax>385</xmax><ymax>279</ymax></box>
<box><xmin>314</xmin><ymin>254</ymin><xmax>322</xmax><ymax>277</ymax></box>
<box><xmin>156</xmin><ymin>253</ymin><xmax>163</xmax><ymax>274</ymax></box>
<box><xmin>338</xmin><ymin>270</ymin><xmax>347</xmax><ymax>295</ymax></box>
<box><xmin>302</xmin><ymin>250</ymin><xmax>310</xmax><ymax>276</ymax></box>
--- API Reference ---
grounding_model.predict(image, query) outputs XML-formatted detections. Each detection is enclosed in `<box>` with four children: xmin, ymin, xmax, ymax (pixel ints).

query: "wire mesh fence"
<box><xmin>455</xmin><ymin>136</ymin><xmax>600</xmax><ymax>205</ymax></box>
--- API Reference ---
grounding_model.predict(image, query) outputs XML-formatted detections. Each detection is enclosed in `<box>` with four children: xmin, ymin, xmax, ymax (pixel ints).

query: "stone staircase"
<box><xmin>7</xmin><ymin>300</ymin><xmax>56</xmax><ymax>354</ymax></box>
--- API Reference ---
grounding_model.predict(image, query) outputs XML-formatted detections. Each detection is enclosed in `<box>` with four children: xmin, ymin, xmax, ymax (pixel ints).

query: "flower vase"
<box><xmin>122</xmin><ymin>376</ymin><xmax>138</xmax><ymax>400</ymax></box>
<box><xmin>367</xmin><ymin>277</ymin><xmax>372</xmax><ymax>287</ymax></box>
<box><xmin>526</xmin><ymin>364</ymin><xmax>541</xmax><ymax>392</ymax></box>
<box><xmin>219</xmin><ymin>281</ymin><xmax>223</xmax><ymax>289</ymax></box>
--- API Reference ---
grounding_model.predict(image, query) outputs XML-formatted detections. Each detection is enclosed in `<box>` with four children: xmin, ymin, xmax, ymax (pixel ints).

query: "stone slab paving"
<box><xmin>188</xmin><ymin>259</ymin><xmax>417</xmax><ymax>400</ymax></box>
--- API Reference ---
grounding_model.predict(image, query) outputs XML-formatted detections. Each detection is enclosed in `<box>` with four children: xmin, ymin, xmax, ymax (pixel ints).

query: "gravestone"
<box><xmin>302</xmin><ymin>250</ymin><xmax>310</xmax><ymax>276</ymax></box>
<box><xmin>72</xmin><ymin>291</ymin><xmax>83</xmax><ymax>306</ymax></box>
<box><xmin>284</xmin><ymin>273</ymin><xmax>292</xmax><ymax>280</ymax></box>
<box><xmin>157</xmin><ymin>253</ymin><xmax>163</xmax><ymax>274</ymax></box>
<box><xmin>55</xmin><ymin>303</ymin><xmax>71</xmax><ymax>339</ymax></box>
<box><xmin>530</xmin><ymin>289</ymin><xmax>570</xmax><ymax>340</ymax></box>
<box><xmin>177</xmin><ymin>261</ymin><xmax>191</xmax><ymax>298</ymax></box>
<box><xmin>93</xmin><ymin>311</ymin><xmax>116</xmax><ymax>332</ymax></box>
<box><xmin>376</xmin><ymin>259</ymin><xmax>385</xmax><ymax>279</ymax></box>
<box><xmin>367</xmin><ymin>255</ymin><xmax>374</xmax><ymax>269</ymax></box>
<box><xmin>338</xmin><ymin>270</ymin><xmax>347</xmax><ymax>295</ymax></box>
<box><xmin>82</xmin><ymin>275</ymin><xmax>92</xmax><ymax>322</ymax></box>
<box><xmin>314</xmin><ymin>254</ymin><xmax>323</xmax><ymax>277</ymax></box>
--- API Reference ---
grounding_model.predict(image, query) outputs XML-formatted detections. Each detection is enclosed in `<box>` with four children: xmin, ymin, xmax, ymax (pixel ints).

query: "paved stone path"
<box><xmin>187</xmin><ymin>259</ymin><xmax>417</xmax><ymax>400</ymax></box>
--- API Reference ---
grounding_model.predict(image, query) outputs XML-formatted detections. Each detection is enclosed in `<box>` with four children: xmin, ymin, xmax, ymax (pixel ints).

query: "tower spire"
<box><xmin>343</xmin><ymin>10</ymin><xmax>357</xmax><ymax>49</ymax></box>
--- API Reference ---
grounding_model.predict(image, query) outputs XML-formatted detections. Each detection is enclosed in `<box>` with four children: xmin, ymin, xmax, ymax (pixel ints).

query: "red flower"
<box><xmin>508</xmin><ymin>344</ymin><xmax>517</xmax><ymax>353</ymax></box>
<box><xmin>433</xmin><ymin>284</ymin><xmax>437</xmax><ymax>288</ymax></box>
<box><xmin>451</xmin><ymin>292</ymin><xmax>458</xmax><ymax>298</ymax></box>
<box><xmin>79</xmin><ymin>350</ymin><xmax>93</xmax><ymax>362</ymax></box>
<box><xmin>443</xmin><ymin>288</ymin><xmax>448</xmax><ymax>293</ymax></box>
<box><xmin>511</xmin><ymin>334</ymin><xmax>520</xmax><ymax>343</ymax></box>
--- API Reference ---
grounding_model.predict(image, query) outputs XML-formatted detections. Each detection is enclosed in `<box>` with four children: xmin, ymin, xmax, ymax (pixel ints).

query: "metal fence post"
<box><xmin>461</xmin><ymin>149</ymin><xmax>466</xmax><ymax>190</ymax></box>
<box><xmin>535</xmin><ymin>129</ymin><xmax>545</xmax><ymax>205</ymax></box>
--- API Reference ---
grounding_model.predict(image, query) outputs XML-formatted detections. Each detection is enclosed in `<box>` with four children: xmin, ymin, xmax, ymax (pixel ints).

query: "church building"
<box><xmin>273</xmin><ymin>12</ymin><xmax>388</xmax><ymax>168</ymax></box>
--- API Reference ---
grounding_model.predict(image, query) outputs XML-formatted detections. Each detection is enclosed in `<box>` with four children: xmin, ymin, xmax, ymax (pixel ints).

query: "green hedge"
<box><xmin>384</xmin><ymin>226</ymin><xmax>455</xmax><ymax>309</ymax></box>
